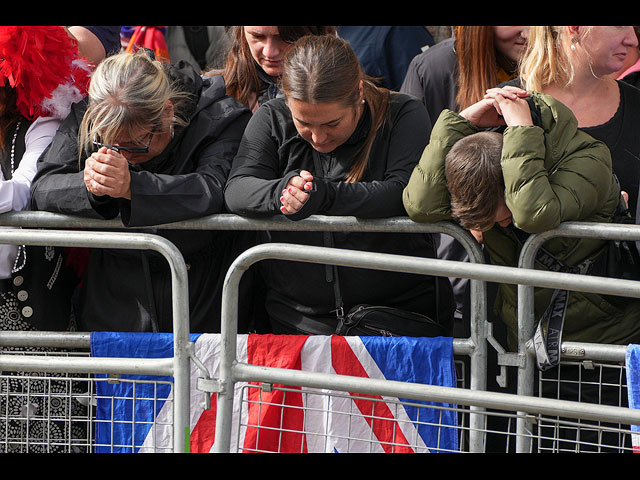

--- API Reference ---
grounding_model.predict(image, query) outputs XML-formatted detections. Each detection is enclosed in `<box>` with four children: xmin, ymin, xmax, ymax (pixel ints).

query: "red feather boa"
<box><xmin>0</xmin><ymin>26</ymin><xmax>92</xmax><ymax>120</ymax></box>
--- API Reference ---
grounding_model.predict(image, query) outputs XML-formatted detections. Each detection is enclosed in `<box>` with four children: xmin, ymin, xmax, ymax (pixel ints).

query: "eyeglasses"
<box><xmin>93</xmin><ymin>127</ymin><xmax>155</xmax><ymax>154</ymax></box>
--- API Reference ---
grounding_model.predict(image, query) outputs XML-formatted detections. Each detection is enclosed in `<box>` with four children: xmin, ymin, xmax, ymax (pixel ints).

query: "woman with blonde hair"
<box><xmin>516</xmin><ymin>26</ymin><xmax>640</xmax><ymax>216</ymax></box>
<box><xmin>30</xmin><ymin>50</ymin><xmax>254</xmax><ymax>333</ymax></box>
<box><xmin>225</xmin><ymin>34</ymin><xmax>454</xmax><ymax>336</ymax></box>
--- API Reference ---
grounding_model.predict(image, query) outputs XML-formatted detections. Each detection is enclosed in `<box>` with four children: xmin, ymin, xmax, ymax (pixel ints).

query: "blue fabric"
<box><xmin>90</xmin><ymin>332</ymin><xmax>201</xmax><ymax>453</ymax></box>
<box><xmin>338</xmin><ymin>26</ymin><xmax>434</xmax><ymax>90</ymax></box>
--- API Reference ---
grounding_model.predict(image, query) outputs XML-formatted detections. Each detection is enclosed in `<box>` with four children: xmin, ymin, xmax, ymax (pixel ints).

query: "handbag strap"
<box><xmin>311</xmin><ymin>150</ymin><xmax>347</xmax><ymax>328</ymax></box>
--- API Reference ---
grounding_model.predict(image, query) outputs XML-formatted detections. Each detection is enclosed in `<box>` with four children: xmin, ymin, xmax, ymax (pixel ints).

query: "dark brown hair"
<box><xmin>444</xmin><ymin>131</ymin><xmax>505</xmax><ymax>231</ymax></box>
<box><xmin>217</xmin><ymin>26</ymin><xmax>336</xmax><ymax>108</ymax></box>
<box><xmin>281</xmin><ymin>34</ymin><xmax>390</xmax><ymax>183</ymax></box>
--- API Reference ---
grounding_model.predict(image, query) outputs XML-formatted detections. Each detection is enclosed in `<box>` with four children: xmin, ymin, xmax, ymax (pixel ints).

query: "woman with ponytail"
<box><xmin>224</xmin><ymin>34</ymin><xmax>454</xmax><ymax>336</ymax></box>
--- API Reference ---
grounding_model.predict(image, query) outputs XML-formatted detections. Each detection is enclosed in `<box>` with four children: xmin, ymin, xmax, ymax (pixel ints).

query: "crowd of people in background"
<box><xmin>3</xmin><ymin>24</ymin><xmax>640</xmax><ymax>453</ymax></box>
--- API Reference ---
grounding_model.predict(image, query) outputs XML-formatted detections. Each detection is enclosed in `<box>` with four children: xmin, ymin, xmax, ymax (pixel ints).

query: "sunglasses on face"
<box><xmin>93</xmin><ymin>127</ymin><xmax>155</xmax><ymax>154</ymax></box>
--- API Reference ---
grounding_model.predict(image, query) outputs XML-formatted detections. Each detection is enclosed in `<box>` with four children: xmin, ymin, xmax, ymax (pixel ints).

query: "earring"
<box><xmin>570</xmin><ymin>37</ymin><xmax>579</xmax><ymax>51</ymax></box>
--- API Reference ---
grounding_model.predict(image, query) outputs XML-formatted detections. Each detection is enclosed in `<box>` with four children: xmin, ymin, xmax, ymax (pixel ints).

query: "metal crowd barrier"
<box><xmin>515</xmin><ymin>221</ymin><xmax>640</xmax><ymax>452</ymax></box>
<box><xmin>0</xmin><ymin>227</ymin><xmax>192</xmax><ymax>453</ymax></box>
<box><xmin>0</xmin><ymin>212</ymin><xmax>493</xmax><ymax>453</ymax></box>
<box><xmin>213</xmin><ymin>241</ymin><xmax>640</xmax><ymax>453</ymax></box>
<box><xmin>2</xmin><ymin>213</ymin><xmax>640</xmax><ymax>453</ymax></box>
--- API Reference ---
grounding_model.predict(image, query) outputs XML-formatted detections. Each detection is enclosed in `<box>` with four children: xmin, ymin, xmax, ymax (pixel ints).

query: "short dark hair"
<box><xmin>444</xmin><ymin>131</ymin><xmax>505</xmax><ymax>231</ymax></box>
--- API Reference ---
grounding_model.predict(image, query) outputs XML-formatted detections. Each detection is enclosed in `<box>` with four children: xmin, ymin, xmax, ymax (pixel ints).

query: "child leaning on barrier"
<box><xmin>403</xmin><ymin>85</ymin><xmax>640</xmax><ymax>354</ymax></box>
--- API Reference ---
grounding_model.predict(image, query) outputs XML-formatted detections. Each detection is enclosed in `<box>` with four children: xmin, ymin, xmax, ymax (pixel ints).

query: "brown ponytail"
<box><xmin>281</xmin><ymin>34</ymin><xmax>390</xmax><ymax>183</ymax></box>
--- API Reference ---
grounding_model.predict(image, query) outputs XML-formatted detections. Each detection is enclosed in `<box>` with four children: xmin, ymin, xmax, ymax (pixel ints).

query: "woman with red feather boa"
<box><xmin>0</xmin><ymin>26</ymin><xmax>92</xmax><ymax>452</ymax></box>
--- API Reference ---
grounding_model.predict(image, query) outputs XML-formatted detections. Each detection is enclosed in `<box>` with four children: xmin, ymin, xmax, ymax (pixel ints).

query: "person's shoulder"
<box><xmin>389</xmin><ymin>90</ymin><xmax>424</xmax><ymax>109</ymax></box>
<box><xmin>619</xmin><ymin>78</ymin><xmax>640</xmax><ymax>105</ymax></box>
<box><xmin>408</xmin><ymin>37</ymin><xmax>456</xmax><ymax>69</ymax></box>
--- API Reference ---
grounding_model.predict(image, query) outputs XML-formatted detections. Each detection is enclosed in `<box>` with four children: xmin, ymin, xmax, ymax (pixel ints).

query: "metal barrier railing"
<box><xmin>0</xmin><ymin>212</ymin><xmax>491</xmax><ymax>453</ymax></box>
<box><xmin>213</xmin><ymin>241</ymin><xmax>640</xmax><ymax>453</ymax></box>
<box><xmin>3</xmin><ymin>213</ymin><xmax>640</xmax><ymax>453</ymax></box>
<box><xmin>516</xmin><ymin>221</ymin><xmax>640</xmax><ymax>452</ymax></box>
<box><xmin>0</xmin><ymin>228</ymin><xmax>192</xmax><ymax>453</ymax></box>
<box><xmin>0</xmin><ymin>212</ymin><xmax>490</xmax><ymax>387</ymax></box>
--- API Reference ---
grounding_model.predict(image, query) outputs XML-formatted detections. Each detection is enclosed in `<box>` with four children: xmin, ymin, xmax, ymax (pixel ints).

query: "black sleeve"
<box><xmin>120</xmin><ymin>111</ymin><xmax>250</xmax><ymax>227</ymax></box>
<box><xmin>224</xmin><ymin>105</ymin><xmax>294</xmax><ymax>217</ymax></box>
<box><xmin>30</xmin><ymin>101</ymin><xmax>120</xmax><ymax>219</ymax></box>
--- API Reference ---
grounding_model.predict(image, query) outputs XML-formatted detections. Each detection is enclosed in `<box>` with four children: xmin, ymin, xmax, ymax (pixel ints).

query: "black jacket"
<box><xmin>224</xmin><ymin>93</ymin><xmax>454</xmax><ymax>335</ymax></box>
<box><xmin>400</xmin><ymin>37</ymin><xmax>458</xmax><ymax>127</ymax></box>
<box><xmin>30</xmin><ymin>62</ymin><xmax>253</xmax><ymax>333</ymax></box>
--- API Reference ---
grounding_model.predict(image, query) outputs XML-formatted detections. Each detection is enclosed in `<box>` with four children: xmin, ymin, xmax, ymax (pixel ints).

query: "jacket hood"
<box><xmin>168</xmin><ymin>61</ymin><xmax>228</xmax><ymax>119</ymax></box>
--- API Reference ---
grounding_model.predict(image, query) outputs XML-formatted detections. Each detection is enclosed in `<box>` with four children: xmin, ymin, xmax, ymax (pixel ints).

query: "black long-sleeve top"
<box><xmin>224</xmin><ymin>92</ymin><xmax>453</xmax><ymax>334</ymax></box>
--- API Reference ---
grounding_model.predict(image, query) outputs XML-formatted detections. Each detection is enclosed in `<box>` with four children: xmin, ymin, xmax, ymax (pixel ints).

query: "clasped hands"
<box><xmin>280</xmin><ymin>169</ymin><xmax>313</xmax><ymax>214</ymax></box>
<box><xmin>459</xmin><ymin>85</ymin><xmax>533</xmax><ymax>128</ymax></box>
<box><xmin>83</xmin><ymin>147</ymin><xmax>132</xmax><ymax>200</ymax></box>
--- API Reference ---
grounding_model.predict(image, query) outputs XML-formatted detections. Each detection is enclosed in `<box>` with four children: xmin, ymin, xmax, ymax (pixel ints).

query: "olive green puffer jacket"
<box><xmin>403</xmin><ymin>91</ymin><xmax>640</xmax><ymax>349</ymax></box>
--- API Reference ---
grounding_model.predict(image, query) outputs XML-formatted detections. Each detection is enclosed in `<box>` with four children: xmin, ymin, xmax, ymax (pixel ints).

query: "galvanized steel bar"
<box><xmin>232</xmin><ymin>361</ymin><xmax>640</xmax><ymax>427</ymax></box>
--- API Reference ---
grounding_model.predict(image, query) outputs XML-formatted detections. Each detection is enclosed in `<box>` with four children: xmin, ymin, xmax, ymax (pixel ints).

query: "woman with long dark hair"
<box><xmin>224</xmin><ymin>34</ymin><xmax>454</xmax><ymax>336</ymax></box>
<box><xmin>209</xmin><ymin>26</ymin><xmax>336</xmax><ymax>113</ymax></box>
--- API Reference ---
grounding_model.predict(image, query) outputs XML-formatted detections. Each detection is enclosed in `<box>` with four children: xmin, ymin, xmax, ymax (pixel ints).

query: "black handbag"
<box><xmin>310</xmin><ymin>149</ymin><xmax>445</xmax><ymax>338</ymax></box>
<box><xmin>336</xmin><ymin>304</ymin><xmax>447</xmax><ymax>337</ymax></box>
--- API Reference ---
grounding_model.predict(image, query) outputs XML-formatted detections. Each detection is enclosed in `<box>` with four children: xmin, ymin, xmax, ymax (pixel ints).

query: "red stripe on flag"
<box><xmin>330</xmin><ymin>335</ymin><xmax>415</xmax><ymax>453</ymax></box>
<box><xmin>243</xmin><ymin>334</ymin><xmax>310</xmax><ymax>453</ymax></box>
<box><xmin>190</xmin><ymin>393</ymin><xmax>217</xmax><ymax>453</ymax></box>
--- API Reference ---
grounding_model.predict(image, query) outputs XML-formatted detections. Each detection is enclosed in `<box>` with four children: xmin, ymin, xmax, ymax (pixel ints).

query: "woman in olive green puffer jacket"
<box><xmin>403</xmin><ymin>86</ymin><xmax>640</xmax><ymax>351</ymax></box>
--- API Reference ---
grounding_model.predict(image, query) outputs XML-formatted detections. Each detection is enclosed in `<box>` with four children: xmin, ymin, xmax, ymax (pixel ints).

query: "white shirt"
<box><xmin>0</xmin><ymin>116</ymin><xmax>62</xmax><ymax>279</ymax></box>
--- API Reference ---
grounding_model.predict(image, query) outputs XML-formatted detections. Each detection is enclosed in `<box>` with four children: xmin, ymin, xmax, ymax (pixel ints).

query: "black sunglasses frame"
<box><xmin>93</xmin><ymin>127</ymin><xmax>155</xmax><ymax>154</ymax></box>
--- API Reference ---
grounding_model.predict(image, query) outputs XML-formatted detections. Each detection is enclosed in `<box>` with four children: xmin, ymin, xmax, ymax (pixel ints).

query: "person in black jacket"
<box><xmin>30</xmin><ymin>50</ymin><xmax>253</xmax><ymax>334</ymax></box>
<box><xmin>224</xmin><ymin>34</ymin><xmax>454</xmax><ymax>336</ymax></box>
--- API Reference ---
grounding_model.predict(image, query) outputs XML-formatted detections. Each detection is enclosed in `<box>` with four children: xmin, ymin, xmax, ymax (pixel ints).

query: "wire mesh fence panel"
<box><xmin>233</xmin><ymin>383</ymin><xmax>464</xmax><ymax>453</ymax></box>
<box><xmin>0</xmin><ymin>347</ymin><xmax>93</xmax><ymax>453</ymax></box>
<box><xmin>92</xmin><ymin>376</ymin><xmax>175</xmax><ymax>453</ymax></box>
<box><xmin>0</xmin><ymin>346</ymin><xmax>176</xmax><ymax>453</ymax></box>
<box><xmin>536</xmin><ymin>360</ymin><xmax>632</xmax><ymax>453</ymax></box>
